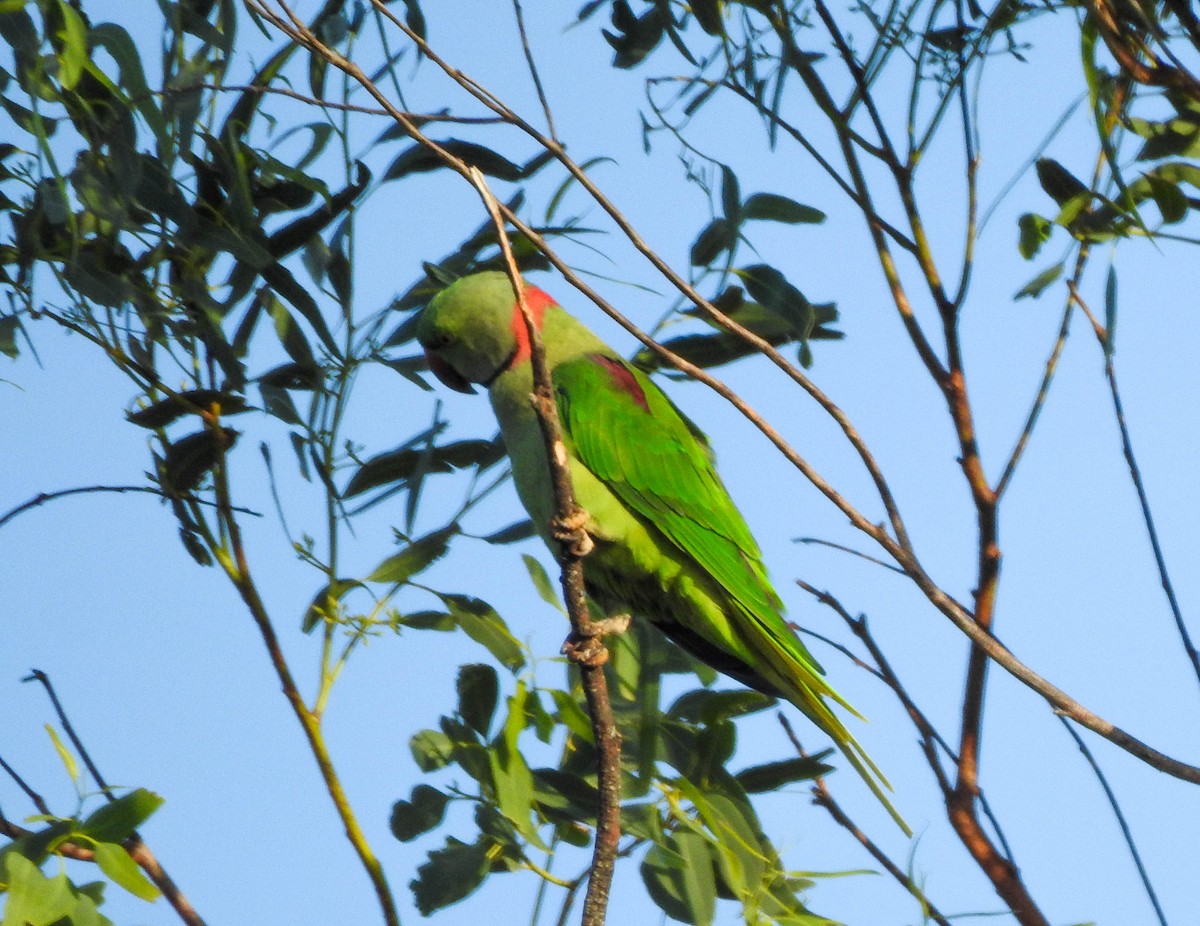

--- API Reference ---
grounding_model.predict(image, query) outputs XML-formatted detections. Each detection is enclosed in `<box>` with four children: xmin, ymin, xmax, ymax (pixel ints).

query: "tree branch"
<box><xmin>468</xmin><ymin>168</ymin><xmax>621</xmax><ymax>926</ymax></box>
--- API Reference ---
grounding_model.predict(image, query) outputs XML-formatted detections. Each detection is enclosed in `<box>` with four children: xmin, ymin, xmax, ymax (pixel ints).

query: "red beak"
<box><xmin>424</xmin><ymin>349</ymin><xmax>476</xmax><ymax>394</ymax></box>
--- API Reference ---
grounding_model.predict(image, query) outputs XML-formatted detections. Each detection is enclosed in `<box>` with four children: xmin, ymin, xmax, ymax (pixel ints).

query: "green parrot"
<box><xmin>417</xmin><ymin>271</ymin><xmax>906</xmax><ymax>832</ymax></box>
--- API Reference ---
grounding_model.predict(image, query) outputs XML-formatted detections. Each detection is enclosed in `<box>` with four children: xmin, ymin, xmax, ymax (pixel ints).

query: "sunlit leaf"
<box><xmin>79</xmin><ymin>789</ymin><xmax>164</xmax><ymax>843</ymax></box>
<box><xmin>367</xmin><ymin>524</ymin><xmax>458</xmax><ymax>585</ymax></box>
<box><xmin>93</xmin><ymin>842</ymin><xmax>160</xmax><ymax>901</ymax></box>
<box><xmin>1013</xmin><ymin>262</ymin><xmax>1064</xmax><ymax>300</ymax></box>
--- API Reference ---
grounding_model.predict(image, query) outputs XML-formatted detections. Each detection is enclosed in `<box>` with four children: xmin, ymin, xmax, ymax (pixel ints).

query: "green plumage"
<box><xmin>418</xmin><ymin>272</ymin><xmax>906</xmax><ymax>833</ymax></box>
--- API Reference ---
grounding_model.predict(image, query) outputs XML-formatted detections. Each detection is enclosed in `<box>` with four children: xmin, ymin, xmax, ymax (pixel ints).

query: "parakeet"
<box><xmin>417</xmin><ymin>271</ymin><xmax>906</xmax><ymax>832</ymax></box>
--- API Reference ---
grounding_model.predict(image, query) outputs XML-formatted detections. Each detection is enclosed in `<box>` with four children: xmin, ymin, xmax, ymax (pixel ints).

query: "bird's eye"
<box><xmin>428</xmin><ymin>331</ymin><xmax>455</xmax><ymax>349</ymax></box>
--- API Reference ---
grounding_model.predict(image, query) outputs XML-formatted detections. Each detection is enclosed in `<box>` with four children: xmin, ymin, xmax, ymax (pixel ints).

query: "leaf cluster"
<box><xmin>393</xmin><ymin>612</ymin><xmax>840</xmax><ymax>924</ymax></box>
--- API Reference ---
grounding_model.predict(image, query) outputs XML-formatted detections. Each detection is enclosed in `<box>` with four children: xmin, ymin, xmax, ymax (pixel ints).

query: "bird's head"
<box><xmin>417</xmin><ymin>271</ymin><xmax>552</xmax><ymax>394</ymax></box>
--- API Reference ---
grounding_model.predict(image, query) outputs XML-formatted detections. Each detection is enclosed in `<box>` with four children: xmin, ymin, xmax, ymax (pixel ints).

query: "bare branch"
<box><xmin>1058</xmin><ymin>718</ymin><xmax>1170</xmax><ymax>926</ymax></box>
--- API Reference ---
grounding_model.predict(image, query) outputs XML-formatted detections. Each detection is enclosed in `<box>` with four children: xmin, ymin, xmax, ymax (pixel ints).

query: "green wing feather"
<box><xmin>554</xmin><ymin>352</ymin><xmax>909</xmax><ymax>834</ymax></box>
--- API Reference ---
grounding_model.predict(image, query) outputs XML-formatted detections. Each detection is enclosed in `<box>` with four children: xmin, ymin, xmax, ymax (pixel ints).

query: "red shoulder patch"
<box><xmin>508</xmin><ymin>286</ymin><xmax>554</xmax><ymax>368</ymax></box>
<box><xmin>591</xmin><ymin>353</ymin><xmax>649</xmax><ymax>412</ymax></box>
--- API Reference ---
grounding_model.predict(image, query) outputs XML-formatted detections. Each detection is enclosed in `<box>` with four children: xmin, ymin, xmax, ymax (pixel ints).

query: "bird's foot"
<box><xmin>551</xmin><ymin>507</ymin><xmax>594</xmax><ymax>557</ymax></box>
<box><xmin>562</xmin><ymin>613</ymin><xmax>630</xmax><ymax>668</ymax></box>
<box><xmin>562</xmin><ymin>634</ymin><xmax>609</xmax><ymax>667</ymax></box>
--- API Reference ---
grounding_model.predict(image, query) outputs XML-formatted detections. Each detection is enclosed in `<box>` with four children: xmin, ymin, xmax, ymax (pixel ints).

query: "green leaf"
<box><xmin>45</xmin><ymin>725</ymin><xmax>79</xmax><ymax>784</ymax></box>
<box><xmin>345</xmin><ymin>438</ymin><xmax>504</xmax><ymax>497</ymax></box>
<box><xmin>367</xmin><ymin>524</ymin><xmax>458</xmax><ymax>585</ymax></box>
<box><xmin>1146</xmin><ymin>174</ymin><xmax>1188</xmax><ymax>223</ymax></box>
<box><xmin>2</xmin><ymin>853</ymin><xmax>76</xmax><ymax>926</ymax></box>
<box><xmin>522</xmin><ymin>554</ymin><xmax>564</xmax><ymax>614</ymax></box>
<box><xmin>270</xmin><ymin>297</ymin><xmax>317</xmax><ymax>368</ymax></box>
<box><xmin>384</xmin><ymin>140</ymin><xmax>523</xmax><ymax>183</ymax></box>
<box><xmin>736</xmin><ymin>753</ymin><xmax>834</xmax><ymax>793</ymax></box>
<box><xmin>669</xmin><ymin>688</ymin><xmax>775</xmax><ymax>724</ymax></box>
<box><xmin>409</xmin><ymin>729</ymin><xmax>454</xmax><ymax>772</ymax></box>
<box><xmin>258</xmin><ymin>382</ymin><xmax>304</xmax><ymax>426</ymax></box>
<box><xmin>691</xmin><ymin>0</ymin><xmax>724</xmax><ymax>35</ymax></box>
<box><xmin>641</xmin><ymin>843</ymin><xmax>692</xmax><ymax>923</ymax></box>
<box><xmin>488</xmin><ymin>682</ymin><xmax>542</xmax><ymax>847</ymax></box>
<box><xmin>674</xmin><ymin>829</ymin><xmax>717</xmax><ymax>926</ymax></box>
<box><xmin>720</xmin><ymin>164</ymin><xmax>740</xmax><ymax>223</ymax></box>
<box><xmin>52</xmin><ymin>0</ymin><xmax>87</xmax><ymax>90</ymax></box>
<box><xmin>734</xmin><ymin>264</ymin><xmax>814</xmax><ymax>336</ymax></box>
<box><xmin>689</xmin><ymin>217</ymin><xmax>736</xmax><ymax>266</ymax></box>
<box><xmin>440</xmin><ymin>594</ymin><xmax>526</xmax><ymax>671</ymax></box>
<box><xmin>550</xmin><ymin>689</ymin><xmax>594</xmax><ymax>742</ymax></box>
<box><xmin>1104</xmin><ymin>263</ymin><xmax>1117</xmax><ymax>357</ymax></box>
<box><xmin>126</xmin><ymin>390</ymin><xmax>250</xmax><ymax>429</ymax></box>
<box><xmin>159</xmin><ymin>428</ymin><xmax>239</xmax><ymax>493</ymax></box>
<box><xmin>456</xmin><ymin>663</ymin><xmax>499</xmax><ymax>735</ymax></box>
<box><xmin>480</xmin><ymin>519</ymin><xmax>535</xmax><ymax>545</ymax></box>
<box><xmin>0</xmin><ymin>314</ymin><xmax>21</xmax><ymax>358</ymax></box>
<box><xmin>743</xmin><ymin>193</ymin><xmax>825</xmax><ymax>224</ymax></box>
<box><xmin>531</xmin><ymin>768</ymin><xmax>600</xmax><ymax>820</ymax></box>
<box><xmin>79</xmin><ymin>789</ymin><xmax>164</xmax><ymax>843</ymax></box>
<box><xmin>684</xmin><ymin>787</ymin><xmax>767</xmax><ymax>899</ymax></box>
<box><xmin>410</xmin><ymin>837</ymin><xmax>491</xmax><ymax>915</ymax></box>
<box><xmin>92</xmin><ymin>841</ymin><xmax>160</xmax><ymax>901</ymax></box>
<box><xmin>1017</xmin><ymin>213</ymin><xmax>1052</xmax><ymax>260</ymax></box>
<box><xmin>389</xmin><ymin>785</ymin><xmax>449</xmax><ymax>842</ymax></box>
<box><xmin>1013</xmin><ymin>262</ymin><xmax>1064</xmax><ymax>300</ymax></box>
<box><xmin>1036</xmin><ymin>158</ymin><xmax>1089</xmax><ymax>206</ymax></box>
<box><xmin>300</xmin><ymin>578</ymin><xmax>361</xmax><ymax>633</ymax></box>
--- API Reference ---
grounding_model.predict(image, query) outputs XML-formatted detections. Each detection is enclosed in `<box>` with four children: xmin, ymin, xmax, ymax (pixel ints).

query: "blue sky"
<box><xmin>4</xmin><ymin>3</ymin><xmax>1200</xmax><ymax>925</ymax></box>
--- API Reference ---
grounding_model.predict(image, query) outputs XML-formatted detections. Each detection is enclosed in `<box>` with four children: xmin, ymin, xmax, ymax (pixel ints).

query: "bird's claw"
<box><xmin>562</xmin><ymin>613</ymin><xmax>631</xmax><ymax>668</ymax></box>
<box><xmin>551</xmin><ymin>508</ymin><xmax>594</xmax><ymax>557</ymax></box>
<box><xmin>562</xmin><ymin>634</ymin><xmax>609</xmax><ymax>667</ymax></box>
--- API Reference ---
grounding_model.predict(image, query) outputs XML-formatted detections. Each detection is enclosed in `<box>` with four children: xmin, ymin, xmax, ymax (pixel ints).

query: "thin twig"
<box><xmin>183</xmin><ymin>83</ymin><xmax>507</xmax><ymax>122</ymax></box>
<box><xmin>778</xmin><ymin>715</ymin><xmax>952</xmax><ymax>926</ymax></box>
<box><xmin>510</xmin><ymin>0</ymin><xmax>557</xmax><ymax>143</ymax></box>
<box><xmin>1058</xmin><ymin>717</ymin><xmax>1170</xmax><ymax>926</ymax></box>
<box><xmin>1068</xmin><ymin>283</ymin><xmax>1200</xmax><ymax>693</ymax></box>
<box><xmin>795</xmin><ymin>581</ymin><xmax>1021</xmax><ymax>863</ymax></box>
<box><xmin>0</xmin><ymin>484</ymin><xmax>260</xmax><ymax>530</ymax></box>
<box><xmin>793</xmin><ymin>537</ymin><xmax>906</xmax><ymax>574</ymax></box>
<box><xmin>22</xmin><ymin>670</ymin><xmax>208</xmax><ymax>926</ymax></box>
<box><xmin>468</xmin><ymin>168</ymin><xmax>621</xmax><ymax>926</ymax></box>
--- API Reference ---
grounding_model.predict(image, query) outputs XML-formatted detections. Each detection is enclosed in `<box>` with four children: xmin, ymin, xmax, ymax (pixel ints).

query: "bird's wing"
<box><xmin>553</xmin><ymin>352</ymin><xmax>823</xmax><ymax>675</ymax></box>
<box><xmin>554</xmin><ymin>352</ymin><xmax>908</xmax><ymax>833</ymax></box>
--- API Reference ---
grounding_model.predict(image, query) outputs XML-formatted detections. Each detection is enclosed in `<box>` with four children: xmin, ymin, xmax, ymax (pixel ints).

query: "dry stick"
<box><xmin>245</xmin><ymin>0</ymin><xmax>1200</xmax><ymax>783</ymax></box>
<box><xmin>1068</xmin><ymin>283</ymin><xmax>1200</xmax><ymax>692</ymax></box>
<box><xmin>468</xmin><ymin>168</ymin><xmax>621</xmax><ymax>926</ymax></box>
<box><xmin>777</xmin><ymin>715</ymin><xmax>953</xmax><ymax>926</ymax></box>
<box><xmin>23</xmin><ymin>670</ymin><xmax>208</xmax><ymax>926</ymax></box>
<box><xmin>1058</xmin><ymin>717</ymin><xmax>1170</xmax><ymax>926</ymax></box>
